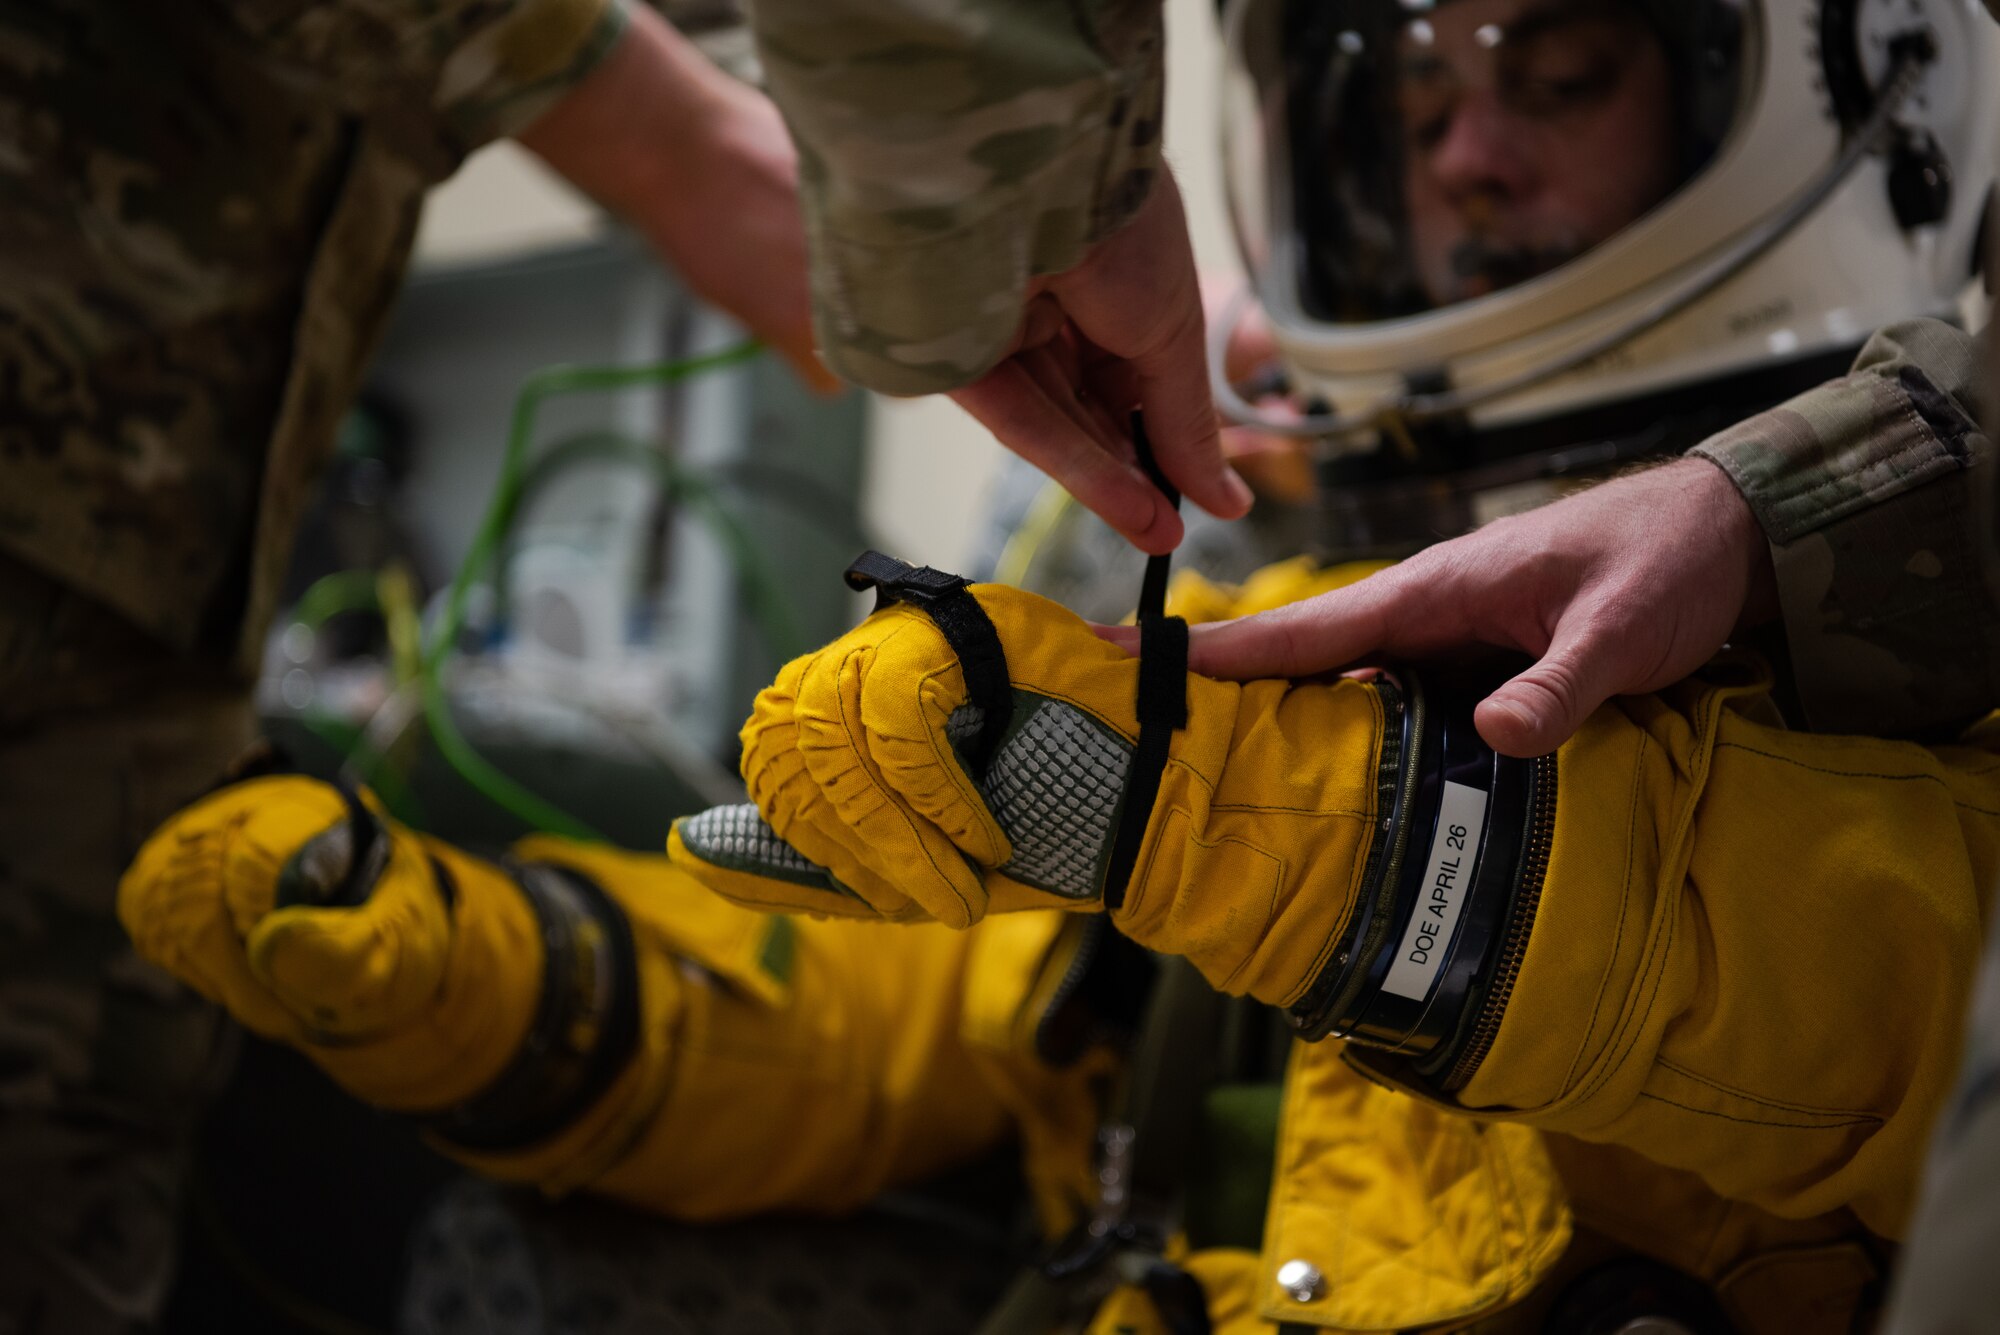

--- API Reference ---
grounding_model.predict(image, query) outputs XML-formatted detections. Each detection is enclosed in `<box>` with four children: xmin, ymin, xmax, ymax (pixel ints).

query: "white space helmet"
<box><xmin>1217</xmin><ymin>0</ymin><xmax>2000</xmax><ymax>462</ymax></box>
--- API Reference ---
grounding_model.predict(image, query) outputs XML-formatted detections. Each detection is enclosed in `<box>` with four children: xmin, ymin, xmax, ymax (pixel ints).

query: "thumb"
<box><xmin>246</xmin><ymin>826</ymin><xmax>452</xmax><ymax>1040</ymax></box>
<box><xmin>117</xmin><ymin>776</ymin><xmax>358</xmax><ymax>1042</ymax></box>
<box><xmin>1473</xmin><ymin>619</ymin><xmax>1620</xmax><ymax>758</ymax></box>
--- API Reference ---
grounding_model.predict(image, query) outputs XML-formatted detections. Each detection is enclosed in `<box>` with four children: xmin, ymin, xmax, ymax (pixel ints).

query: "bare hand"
<box><xmin>518</xmin><ymin>8</ymin><xmax>837</xmax><ymax>392</ymax></box>
<box><xmin>1105</xmin><ymin>458</ymin><xmax>1779</xmax><ymax>756</ymax></box>
<box><xmin>948</xmin><ymin>170</ymin><xmax>1253</xmax><ymax>555</ymax></box>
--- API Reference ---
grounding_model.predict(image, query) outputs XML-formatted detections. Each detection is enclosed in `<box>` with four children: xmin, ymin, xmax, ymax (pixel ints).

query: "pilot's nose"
<box><xmin>1428</xmin><ymin>93</ymin><xmax>1537</xmax><ymax>206</ymax></box>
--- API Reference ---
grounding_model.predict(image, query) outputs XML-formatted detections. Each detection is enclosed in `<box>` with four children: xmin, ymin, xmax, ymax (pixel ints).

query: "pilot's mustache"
<box><xmin>1448</xmin><ymin>233</ymin><xmax>1589</xmax><ymax>292</ymax></box>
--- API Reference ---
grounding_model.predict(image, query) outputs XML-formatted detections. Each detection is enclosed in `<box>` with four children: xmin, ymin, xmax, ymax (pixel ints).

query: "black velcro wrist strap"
<box><xmin>425</xmin><ymin>862</ymin><xmax>640</xmax><ymax>1154</ymax></box>
<box><xmin>845</xmin><ymin>550</ymin><xmax>1014</xmax><ymax>776</ymax></box>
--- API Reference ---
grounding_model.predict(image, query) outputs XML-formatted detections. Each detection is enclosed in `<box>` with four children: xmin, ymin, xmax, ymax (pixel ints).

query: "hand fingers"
<box><xmin>951</xmin><ymin>362</ymin><xmax>1183</xmax><ymax>554</ymax></box>
<box><xmin>743</xmin><ymin>655</ymin><xmax>922</xmax><ymax>918</ymax></box>
<box><xmin>1057</xmin><ymin>171</ymin><xmax>1250</xmax><ymax>524</ymax></box>
<box><xmin>1092</xmin><ymin>622</ymin><xmax>1139</xmax><ymax>653</ymax></box>
<box><xmin>778</xmin><ymin>342</ymin><xmax>844</xmax><ymax>396</ymax></box>
<box><xmin>1016</xmin><ymin>340</ymin><xmax>1130</xmax><ymax>459</ymax></box>
<box><xmin>115</xmin><ymin>779</ymin><xmax>352</xmax><ymax>1041</ymax></box>
<box><xmin>857</xmin><ymin>620</ymin><xmax>1013</xmax><ymax>870</ymax></box>
<box><xmin>1182</xmin><ymin>572</ymin><xmax>1418</xmax><ymax>680</ymax></box>
<box><xmin>669</xmin><ymin>807</ymin><xmax>896</xmax><ymax>920</ymax></box>
<box><xmin>1017</xmin><ymin>292</ymin><xmax>1068</xmax><ymax>354</ymax></box>
<box><xmin>120</xmin><ymin>823</ymin><xmax>279</xmax><ymax>1024</ymax></box>
<box><xmin>247</xmin><ymin>830</ymin><xmax>451</xmax><ymax>1036</ymax></box>
<box><xmin>1126</xmin><ymin>297</ymin><xmax>1253</xmax><ymax>521</ymax></box>
<box><xmin>793</xmin><ymin>631</ymin><xmax>989</xmax><ymax>927</ymax></box>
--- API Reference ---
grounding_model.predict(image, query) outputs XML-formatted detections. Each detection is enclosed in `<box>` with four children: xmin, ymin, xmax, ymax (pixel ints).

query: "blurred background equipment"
<box><xmin>258</xmin><ymin>234</ymin><xmax>869</xmax><ymax>852</ymax></box>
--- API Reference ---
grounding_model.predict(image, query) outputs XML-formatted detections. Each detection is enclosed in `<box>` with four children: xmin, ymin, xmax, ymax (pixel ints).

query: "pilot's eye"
<box><xmin>1502</xmin><ymin>26</ymin><xmax>1625</xmax><ymax>116</ymax></box>
<box><xmin>1399</xmin><ymin>61</ymin><xmax>1457</xmax><ymax>152</ymax></box>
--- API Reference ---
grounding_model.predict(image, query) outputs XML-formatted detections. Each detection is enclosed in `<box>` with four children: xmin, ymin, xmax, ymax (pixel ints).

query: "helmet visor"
<box><xmin>1225</xmin><ymin>0</ymin><xmax>1751</xmax><ymax>324</ymax></box>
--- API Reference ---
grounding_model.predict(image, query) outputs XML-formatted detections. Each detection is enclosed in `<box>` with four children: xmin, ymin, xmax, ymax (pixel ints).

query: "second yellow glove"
<box><xmin>115</xmin><ymin>776</ymin><xmax>553</xmax><ymax>1112</ymax></box>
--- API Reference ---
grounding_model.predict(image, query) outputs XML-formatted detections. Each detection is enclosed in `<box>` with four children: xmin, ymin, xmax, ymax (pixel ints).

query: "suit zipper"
<box><xmin>1442</xmin><ymin>751</ymin><xmax>1557</xmax><ymax>1093</ymax></box>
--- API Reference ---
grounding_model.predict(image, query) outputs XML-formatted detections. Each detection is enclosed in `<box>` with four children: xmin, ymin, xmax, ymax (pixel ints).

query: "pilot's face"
<box><xmin>1397</xmin><ymin>0</ymin><xmax>1682</xmax><ymax>304</ymax></box>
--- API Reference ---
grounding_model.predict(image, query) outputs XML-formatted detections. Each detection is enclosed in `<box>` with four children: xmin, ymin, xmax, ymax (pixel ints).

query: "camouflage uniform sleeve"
<box><xmin>1689</xmin><ymin>319</ymin><xmax>1999</xmax><ymax>735</ymax></box>
<box><xmin>748</xmin><ymin>0</ymin><xmax>1166</xmax><ymax>394</ymax></box>
<box><xmin>197</xmin><ymin>0</ymin><xmax>631</xmax><ymax>162</ymax></box>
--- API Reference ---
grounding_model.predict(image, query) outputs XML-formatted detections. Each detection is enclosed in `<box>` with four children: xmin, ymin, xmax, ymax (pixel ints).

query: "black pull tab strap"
<box><xmin>1102</xmin><ymin>414</ymin><xmax>1189</xmax><ymax>912</ymax></box>
<box><xmin>845</xmin><ymin>550</ymin><xmax>1014</xmax><ymax>777</ymax></box>
<box><xmin>1132</xmin><ymin>425</ymin><xmax>1180</xmax><ymax>622</ymax></box>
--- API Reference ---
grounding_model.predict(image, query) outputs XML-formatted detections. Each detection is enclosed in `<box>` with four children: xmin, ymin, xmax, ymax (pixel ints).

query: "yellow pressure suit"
<box><xmin>118</xmin><ymin>562</ymin><xmax>1999</xmax><ymax>1335</ymax></box>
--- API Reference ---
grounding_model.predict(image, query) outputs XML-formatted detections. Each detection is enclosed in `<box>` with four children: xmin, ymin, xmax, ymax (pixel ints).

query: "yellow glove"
<box><xmin>117</xmin><ymin>776</ymin><xmax>564</xmax><ymax>1112</ymax></box>
<box><xmin>670</xmin><ymin>565</ymin><xmax>1394</xmax><ymax>1011</ymax></box>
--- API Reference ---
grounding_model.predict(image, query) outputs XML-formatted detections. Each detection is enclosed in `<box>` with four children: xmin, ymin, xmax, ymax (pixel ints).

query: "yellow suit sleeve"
<box><xmin>438</xmin><ymin>839</ymin><xmax>1030</xmax><ymax>1218</ymax></box>
<box><xmin>116</xmin><ymin>776</ymin><xmax>1043</xmax><ymax>1222</ymax></box>
<box><xmin>1434</xmin><ymin>664</ymin><xmax>2000</xmax><ymax>1238</ymax></box>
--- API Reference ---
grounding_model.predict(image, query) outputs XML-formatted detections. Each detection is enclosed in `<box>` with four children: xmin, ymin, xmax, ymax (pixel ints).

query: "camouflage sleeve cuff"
<box><xmin>752</xmin><ymin>0</ymin><xmax>1166</xmax><ymax>395</ymax></box>
<box><xmin>437</xmin><ymin>0</ymin><xmax>631</xmax><ymax>156</ymax></box>
<box><xmin>209</xmin><ymin>0</ymin><xmax>630</xmax><ymax>165</ymax></box>
<box><xmin>1688</xmin><ymin>319</ymin><xmax>2000</xmax><ymax>735</ymax></box>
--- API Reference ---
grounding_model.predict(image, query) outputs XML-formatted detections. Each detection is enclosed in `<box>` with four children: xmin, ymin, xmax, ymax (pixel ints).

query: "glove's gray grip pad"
<box><xmin>955</xmin><ymin>698</ymin><xmax>1131</xmax><ymax>900</ymax></box>
<box><xmin>675</xmin><ymin>803</ymin><xmax>853</xmax><ymax>897</ymax></box>
<box><xmin>678</xmin><ymin>698</ymin><xmax>1133</xmax><ymax>904</ymax></box>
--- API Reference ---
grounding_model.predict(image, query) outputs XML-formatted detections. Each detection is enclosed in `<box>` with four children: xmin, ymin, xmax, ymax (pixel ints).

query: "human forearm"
<box><xmin>516</xmin><ymin>4</ymin><xmax>747</xmax><ymax>224</ymax></box>
<box><xmin>517</xmin><ymin>4</ymin><xmax>831</xmax><ymax>386</ymax></box>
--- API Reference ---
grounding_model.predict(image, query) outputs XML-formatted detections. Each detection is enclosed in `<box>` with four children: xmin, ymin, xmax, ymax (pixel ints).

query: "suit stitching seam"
<box><xmin>1712</xmin><ymin>741</ymin><xmax>2000</xmax><ymax>817</ymax></box>
<box><xmin>1575</xmin><ymin>692</ymin><xmax>1720</xmax><ymax>1110</ymax></box>
<box><xmin>1164</xmin><ymin>757</ymin><xmax>1373</xmax><ymax>821</ymax></box>
<box><xmin>1585</xmin><ymin>698</ymin><xmax>1727</xmax><ymax>1102</ymax></box>
<box><xmin>1562</xmin><ymin>727</ymin><xmax>1645</xmax><ymax>1094</ymax></box>
<box><xmin>1769</xmin><ymin>422</ymin><xmax>1943</xmax><ymax>539</ymax></box>
<box><xmin>1166</xmin><ymin>807</ymin><xmax>1281</xmax><ymax>993</ymax></box>
<box><xmin>1286</xmin><ymin>685</ymin><xmax>1386</xmax><ymax>1007</ymax></box>
<box><xmin>1656</xmin><ymin>1057</ymin><xmax>1881</xmax><ymax>1120</ymax></box>
<box><xmin>1636</xmin><ymin>1089</ymin><xmax>1881</xmax><ymax>1129</ymax></box>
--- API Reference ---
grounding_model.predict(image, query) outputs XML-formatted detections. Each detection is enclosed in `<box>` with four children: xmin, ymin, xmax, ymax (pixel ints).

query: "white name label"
<box><xmin>1380</xmin><ymin>781</ymin><xmax>1488</xmax><ymax>1002</ymax></box>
